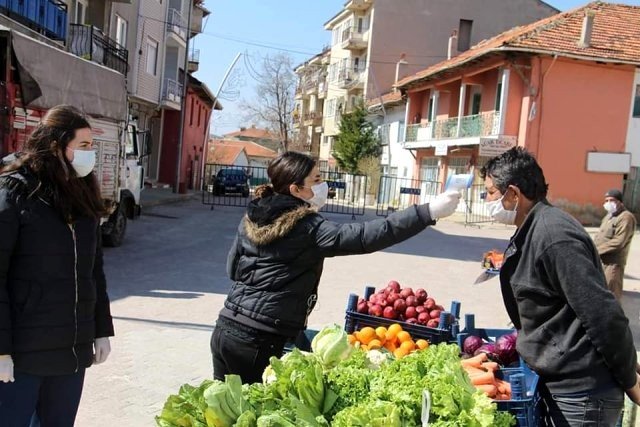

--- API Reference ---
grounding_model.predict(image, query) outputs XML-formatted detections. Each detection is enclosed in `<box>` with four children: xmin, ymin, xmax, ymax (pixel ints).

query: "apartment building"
<box><xmin>317</xmin><ymin>0</ymin><xmax>558</xmax><ymax>166</ymax></box>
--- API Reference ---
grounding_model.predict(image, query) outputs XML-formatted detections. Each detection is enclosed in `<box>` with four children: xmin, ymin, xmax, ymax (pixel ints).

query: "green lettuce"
<box><xmin>155</xmin><ymin>379</ymin><xmax>214</xmax><ymax>427</ymax></box>
<box><xmin>310</xmin><ymin>324</ymin><xmax>354</xmax><ymax>369</ymax></box>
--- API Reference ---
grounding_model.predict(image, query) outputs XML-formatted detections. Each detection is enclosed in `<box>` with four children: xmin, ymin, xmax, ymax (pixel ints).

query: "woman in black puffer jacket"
<box><xmin>0</xmin><ymin>105</ymin><xmax>114</xmax><ymax>427</ymax></box>
<box><xmin>211</xmin><ymin>151</ymin><xmax>461</xmax><ymax>384</ymax></box>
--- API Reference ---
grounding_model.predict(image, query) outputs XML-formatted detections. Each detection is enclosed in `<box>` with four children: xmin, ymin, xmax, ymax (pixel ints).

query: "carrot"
<box><xmin>496</xmin><ymin>393</ymin><xmax>511</xmax><ymax>401</ymax></box>
<box><xmin>481</xmin><ymin>362</ymin><xmax>499</xmax><ymax>371</ymax></box>
<box><xmin>460</xmin><ymin>353</ymin><xmax>488</xmax><ymax>368</ymax></box>
<box><xmin>475</xmin><ymin>384</ymin><xmax>498</xmax><ymax>397</ymax></box>
<box><xmin>463</xmin><ymin>366</ymin><xmax>488</xmax><ymax>376</ymax></box>
<box><xmin>496</xmin><ymin>380</ymin><xmax>512</xmax><ymax>395</ymax></box>
<box><xmin>470</xmin><ymin>371</ymin><xmax>495</xmax><ymax>386</ymax></box>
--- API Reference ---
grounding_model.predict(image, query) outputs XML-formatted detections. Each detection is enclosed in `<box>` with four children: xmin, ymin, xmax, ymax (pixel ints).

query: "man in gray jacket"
<box><xmin>480</xmin><ymin>148</ymin><xmax>639</xmax><ymax>426</ymax></box>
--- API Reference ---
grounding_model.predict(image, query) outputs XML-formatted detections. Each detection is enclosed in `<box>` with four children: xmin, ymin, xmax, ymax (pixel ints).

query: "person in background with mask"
<box><xmin>481</xmin><ymin>147</ymin><xmax>639</xmax><ymax>426</ymax></box>
<box><xmin>211</xmin><ymin>151</ymin><xmax>461</xmax><ymax>383</ymax></box>
<box><xmin>594</xmin><ymin>189</ymin><xmax>636</xmax><ymax>300</ymax></box>
<box><xmin>0</xmin><ymin>105</ymin><xmax>114</xmax><ymax>427</ymax></box>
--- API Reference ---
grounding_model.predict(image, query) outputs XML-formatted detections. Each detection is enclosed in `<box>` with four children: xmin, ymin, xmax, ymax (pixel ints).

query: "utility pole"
<box><xmin>174</xmin><ymin>0</ymin><xmax>194</xmax><ymax>193</ymax></box>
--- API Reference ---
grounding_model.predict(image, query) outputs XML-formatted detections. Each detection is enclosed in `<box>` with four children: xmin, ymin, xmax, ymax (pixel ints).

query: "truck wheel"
<box><xmin>103</xmin><ymin>205</ymin><xmax>127</xmax><ymax>247</ymax></box>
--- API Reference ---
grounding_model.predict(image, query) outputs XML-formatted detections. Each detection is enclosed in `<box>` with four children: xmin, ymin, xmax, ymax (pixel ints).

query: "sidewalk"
<box><xmin>140</xmin><ymin>187</ymin><xmax>200</xmax><ymax>208</ymax></box>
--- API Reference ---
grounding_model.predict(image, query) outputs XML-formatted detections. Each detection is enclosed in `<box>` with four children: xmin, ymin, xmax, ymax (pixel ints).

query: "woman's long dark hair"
<box><xmin>0</xmin><ymin>105</ymin><xmax>105</xmax><ymax>221</ymax></box>
<box><xmin>255</xmin><ymin>151</ymin><xmax>316</xmax><ymax>198</ymax></box>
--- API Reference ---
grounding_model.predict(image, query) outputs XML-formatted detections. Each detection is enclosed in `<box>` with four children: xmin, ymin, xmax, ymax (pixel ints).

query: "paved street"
<box><xmin>75</xmin><ymin>200</ymin><xmax>640</xmax><ymax>427</ymax></box>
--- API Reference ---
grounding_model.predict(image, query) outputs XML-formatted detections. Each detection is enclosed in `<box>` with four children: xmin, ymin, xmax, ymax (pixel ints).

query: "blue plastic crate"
<box><xmin>0</xmin><ymin>0</ymin><xmax>10</xmax><ymax>11</ymax></box>
<box><xmin>344</xmin><ymin>286</ymin><xmax>461</xmax><ymax>344</ymax></box>
<box><xmin>496</xmin><ymin>363</ymin><xmax>541</xmax><ymax>427</ymax></box>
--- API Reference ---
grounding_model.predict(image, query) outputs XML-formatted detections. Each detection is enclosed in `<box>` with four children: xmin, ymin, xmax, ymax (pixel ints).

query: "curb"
<box><xmin>141</xmin><ymin>193</ymin><xmax>200</xmax><ymax>208</ymax></box>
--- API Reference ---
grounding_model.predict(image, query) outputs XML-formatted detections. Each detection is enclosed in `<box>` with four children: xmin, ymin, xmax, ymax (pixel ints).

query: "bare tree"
<box><xmin>241</xmin><ymin>53</ymin><xmax>296</xmax><ymax>151</ymax></box>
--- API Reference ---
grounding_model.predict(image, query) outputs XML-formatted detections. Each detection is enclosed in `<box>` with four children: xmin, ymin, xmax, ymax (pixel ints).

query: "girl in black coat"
<box><xmin>211</xmin><ymin>151</ymin><xmax>461</xmax><ymax>383</ymax></box>
<box><xmin>0</xmin><ymin>105</ymin><xmax>114</xmax><ymax>427</ymax></box>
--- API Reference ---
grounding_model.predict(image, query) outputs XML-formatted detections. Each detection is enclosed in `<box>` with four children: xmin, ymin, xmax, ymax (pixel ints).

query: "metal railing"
<box><xmin>376</xmin><ymin>176</ymin><xmax>441</xmax><ymax>216</ymax></box>
<box><xmin>162</xmin><ymin>78</ymin><xmax>183</xmax><ymax>103</ymax></box>
<box><xmin>464</xmin><ymin>184</ymin><xmax>493</xmax><ymax>225</ymax></box>
<box><xmin>341</xmin><ymin>26</ymin><xmax>366</xmax><ymax>45</ymax></box>
<box><xmin>404</xmin><ymin>111</ymin><xmax>501</xmax><ymax>142</ymax></box>
<box><xmin>68</xmin><ymin>24</ymin><xmax>128</xmax><ymax>75</ymax></box>
<box><xmin>167</xmin><ymin>8</ymin><xmax>187</xmax><ymax>39</ymax></box>
<box><xmin>189</xmin><ymin>49</ymin><xmax>200</xmax><ymax>63</ymax></box>
<box><xmin>304</xmin><ymin>111</ymin><xmax>322</xmax><ymax>122</ymax></box>
<box><xmin>1</xmin><ymin>0</ymin><xmax>68</xmax><ymax>40</ymax></box>
<box><xmin>202</xmin><ymin>164</ymin><xmax>367</xmax><ymax>218</ymax></box>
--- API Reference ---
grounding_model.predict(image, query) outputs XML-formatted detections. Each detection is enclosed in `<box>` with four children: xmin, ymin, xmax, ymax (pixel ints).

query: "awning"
<box><xmin>5</xmin><ymin>26</ymin><xmax>127</xmax><ymax>121</ymax></box>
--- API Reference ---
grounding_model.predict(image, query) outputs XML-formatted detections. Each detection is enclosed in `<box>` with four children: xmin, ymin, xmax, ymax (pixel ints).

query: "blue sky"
<box><xmin>196</xmin><ymin>0</ymin><xmax>640</xmax><ymax>135</ymax></box>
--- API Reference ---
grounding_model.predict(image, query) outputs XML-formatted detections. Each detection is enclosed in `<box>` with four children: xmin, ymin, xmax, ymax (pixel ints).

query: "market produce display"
<box><xmin>461</xmin><ymin>331</ymin><xmax>519</xmax><ymax>366</ymax></box>
<box><xmin>347</xmin><ymin>323</ymin><xmax>430</xmax><ymax>359</ymax></box>
<box><xmin>355</xmin><ymin>281</ymin><xmax>447</xmax><ymax>327</ymax></box>
<box><xmin>156</xmin><ymin>325</ymin><xmax>516</xmax><ymax>427</ymax></box>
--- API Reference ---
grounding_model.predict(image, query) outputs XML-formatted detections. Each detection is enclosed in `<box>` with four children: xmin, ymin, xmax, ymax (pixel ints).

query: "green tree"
<box><xmin>333</xmin><ymin>104</ymin><xmax>380</xmax><ymax>173</ymax></box>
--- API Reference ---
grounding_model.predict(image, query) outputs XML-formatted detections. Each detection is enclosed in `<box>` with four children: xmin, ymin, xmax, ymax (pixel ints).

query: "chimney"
<box><xmin>394</xmin><ymin>53</ymin><xmax>409</xmax><ymax>91</ymax></box>
<box><xmin>448</xmin><ymin>30</ymin><xmax>459</xmax><ymax>60</ymax></box>
<box><xmin>240</xmin><ymin>126</ymin><xmax>247</xmax><ymax>131</ymax></box>
<box><xmin>578</xmin><ymin>10</ymin><xmax>595</xmax><ymax>48</ymax></box>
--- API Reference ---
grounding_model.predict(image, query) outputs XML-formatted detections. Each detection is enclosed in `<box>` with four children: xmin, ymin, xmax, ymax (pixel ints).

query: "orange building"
<box><xmin>396</xmin><ymin>2</ymin><xmax>640</xmax><ymax>212</ymax></box>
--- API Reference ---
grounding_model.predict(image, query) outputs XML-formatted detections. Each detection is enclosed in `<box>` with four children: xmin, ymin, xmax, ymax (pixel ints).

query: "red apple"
<box><xmin>405</xmin><ymin>295</ymin><xmax>418</xmax><ymax>307</ymax></box>
<box><xmin>379</xmin><ymin>298</ymin><xmax>388</xmax><ymax>308</ymax></box>
<box><xmin>427</xmin><ymin>319</ymin><xmax>440</xmax><ymax>328</ymax></box>
<box><xmin>418</xmin><ymin>312</ymin><xmax>430</xmax><ymax>324</ymax></box>
<box><xmin>415</xmin><ymin>288</ymin><xmax>428</xmax><ymax>303</ymax></box>
<box><xmin>387</xmin><ymin>293</ymin><xmax>401</xmax><ymax>305</ymax></box>
<box><xmin>425</xmin><ymin>298</ymin><xmax>436</xmax><ymax>310</ymax></box>
<box><xmin>356</xmin><ymin>299</ymin><xmax>368</xmax><ymax>313</ymax></box>
<box><xmin>406</xmin><ymin>318</ymin><xmax>418</xmax><ymax>324</ymax></box>
<box><xmin>369</xmin><ymin>304</ymin><xmax>383</xmax><ymax>317</ymax></box>
<box><xmin>387</xmin><ymin>281</ymin><xmax>401</xmax><ymax>293</ymax></box>
<box><xmin>405</xmin><ymin>306</ymin><xmax>417</xmax><ymax>319</ymax></box>
<box><xmin>415</xmin><ymin>305</ymin><xmax>426</xmax><ymax>314</ymax></box>
<box><xmin>383</xmin><ymin>306</ymin><xmax>397</xmax><ymax>319</ymax></box>
<box><xmin>430</xmin><ymin>309</ymin><xmax>442</xmax><ymax>320</ymax></box>
<box><xmin>394</xmin><ymin>299</ymin><xmax>407</xmax><ymax>313</ymax></box>
<box><xmin>399</xmin><ymin>287</ymin><xmax>414</xmax><ymax>299</ymax></box>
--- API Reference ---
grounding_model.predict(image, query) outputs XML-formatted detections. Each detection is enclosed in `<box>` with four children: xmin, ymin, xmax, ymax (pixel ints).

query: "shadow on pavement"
<box><xmin>112</xmin><ymin>315</ymin><xmax>213</xmax><ymax>331</ymax></box>
<box><xmin>620</xmin><ymin>290</ymin><xmax>640</xmax><ymax>348</ymax></box>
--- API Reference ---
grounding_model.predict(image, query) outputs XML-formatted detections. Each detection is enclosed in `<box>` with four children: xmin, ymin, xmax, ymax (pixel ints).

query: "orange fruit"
<box><xmin>368</xmin><ymin>339</ymin><xmax>382</xmax><ymax>350</ymax></box>
<box><xmin>388</xmin><ymin>323</ymin><xmax>403</xmax><ymax>336</ymax></box>
<box><xmin>358</xmin><ymin>327</ymin><xmax>376</xmax><ymax>345</ymax></box>
<box><xmin>384</xmin><ymin>341</ymin><xmax>397</xmax><ymax>352</ymax></box>
<box><xmin>416</xmin><ymin>339</ymin><xmax>429</xmax><ymax>350</ymax></box>
<box><xmin>354</xmin><ymin>331</ymin><xmax>363</xmax><ymax>342</ymax></box>
<box><xmin>375</xmin><ymin>326</ymin><xmax>387</xmax><ymax>343</ymax></box>
<box><xmin>360</xmin><ymin>344</ymin><xmax>369</xmax><ymax>351</ymax></box>
<box><xmin>393</xmin><ymin>347</ymin><xmax>409</xmax><ymax>359</ymax></box>
<box><xmin>397</xmin><ymin>331</ymin><xmax>412</xmax><ymax>343</ymax></box>
<box><xmin>400</xmin><ymin>340</ymin><xmax>415</xmax><ymax>353</ymax></box>
<box><xmin>347</xmin><ymin>334</ymin><xmax>357</xmax><ymax>345</ymax></box>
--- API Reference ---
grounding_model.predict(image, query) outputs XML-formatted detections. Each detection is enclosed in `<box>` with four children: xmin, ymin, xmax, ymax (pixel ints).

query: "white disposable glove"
<box><xmin>428</xmin><ymin>190</ymin><xmax>462</xmax><ymax>219</ymax></box>
<box><xmin>0</xmin><ymin>354</ymin><xmax>14</xmax><ymax>383</ymax></box>
<box><xmin>94</xmin><ymin>337</ymin><xmax>111</xmax><ymax>365</ymax></box>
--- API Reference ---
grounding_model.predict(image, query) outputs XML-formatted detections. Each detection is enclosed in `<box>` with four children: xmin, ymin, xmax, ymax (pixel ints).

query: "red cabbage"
<box><xmin>495</xmin><ymin>332</ymin><xmax>519</xmax><ymax>366</ymax></box>
<box><xmin>474</xmin><ymin>343</ymin><xmax>500</xmax><ymax>362</ymax></box>
<box><xmin>463</xmin><ymin>335</ymin><xmax>483</xmax><ymax>356</ymax></box>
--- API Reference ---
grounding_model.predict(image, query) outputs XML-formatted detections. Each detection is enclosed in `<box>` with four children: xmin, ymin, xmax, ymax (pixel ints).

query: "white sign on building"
<box><xmin>479</xmin><ymin>137</ymin><xmax>517</xmax><ymax>157</ymax></box>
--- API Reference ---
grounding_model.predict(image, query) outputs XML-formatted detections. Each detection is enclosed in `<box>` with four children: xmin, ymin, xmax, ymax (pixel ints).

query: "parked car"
<box><xmin>210</xmin><ymin>168</ymin><xmax>250</xmax><ymax>197</ymax></box>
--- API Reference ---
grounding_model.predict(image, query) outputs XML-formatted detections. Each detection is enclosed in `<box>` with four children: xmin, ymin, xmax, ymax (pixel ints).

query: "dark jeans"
<box><xmin>210</xmin><ymin>318</ymin><xmax>289</xmax><ymax>384</ymax></box>
<box><xmin>0</xmin><ymin>369</ymin><xmax>86</xmax><ymax>427</ymax></box>
<box><xmin>541</xmin><ymin>385</ymin><xmax>624</xmax><ymax>427</ymax></box>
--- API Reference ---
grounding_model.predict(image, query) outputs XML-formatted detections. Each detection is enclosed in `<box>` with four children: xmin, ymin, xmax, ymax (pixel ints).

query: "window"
<box><xmin>145</xmin><ymin>38</ymin><xmax>158</xmax><ymax>75</ymax></box>
<box><xmin>189</xmin><ymin>98</ymin><xmax>194</xmax><ymax>125</ymax></box>
<box><xmin>633</xmin><ymin>85</ymin><xmax>640</xmax><ymax>118</ymax></box>
<box><xmin>471</xmin><ymin>93</ymin><xmax>482</xmax><ymax>115</ymax></box>
<box><xmin>75</xmin><ymin>0</ymin><xmax>87</xmax><ymax>24</ymax></box>
<box><xmin>198</xmin><ymin>104</ymin><xmax>202</xmax><ymax>127</ymax></box>
<box><xmin>332</xmin><ymin>26</ymin><xmax>340</xmax><ymax>46</ymax></box>
<box><xmin>115</xmin><ymin>15</ymin><xmax>127</xmax><ymax>48</ymax></box>
<box><xmin>495</xmin><ymin>81</ymin><xmax>503</xmax><ymax>111</ymax></box>
<box><xmin>326</xmin><ymin>99</ymin><xmax>337</xmax><ymax>117</ymax></box>
<box><xmin>458</xmin><ymin>19</ymin><xmax>473</xmax><ymax>52</ymax></box>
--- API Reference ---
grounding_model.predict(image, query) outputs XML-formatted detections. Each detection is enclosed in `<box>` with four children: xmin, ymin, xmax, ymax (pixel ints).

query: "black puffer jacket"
<box><xmin>222</xmin><ymin>194</ymin><xmax>434</xmax><ymax>337</ymax></box>
<box><xmin>0</xmin><ymin>170</ymin><xmax>114</xmax><ymax>376</ymax></box>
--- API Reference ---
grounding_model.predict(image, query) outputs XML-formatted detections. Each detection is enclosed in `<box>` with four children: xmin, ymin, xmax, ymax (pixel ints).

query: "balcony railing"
<box><xmin>162</xmin><ymin>78</ymin><xmax>183</xmax><ymax>104</ymax></box>
<box><xmin>189</xmin><ymin>49</ymin><xmax>200</xmax><ymax>63</ymax></box>
<box><xmin>337</xmin><ymin>68</ymin><xmax>364</xmax><ymax>89</ymax></box>
<box><xmin>1</xmin><ymin>0</ymin><xmax>68</xmax><ymax>40</ymax></box>
<box><xmin>68</xmin><ymin>24</ymin><xmax>128</xmax><ymax>75</ymax></box>
<box><xmin>405</xmin><ymin>111</ymin><xmax>501</xmax><ymax>142</ymax></box>
<box><xmin>304</xmin><ymin>111</ymin><xmax>322</xmax><ymax>123</ymax></box>
<box><xmin>341</xmin><ymin>26</ymin><xmax>367</xmax><ymax>50</ymax></box>
<box><xmin>167</xmin><ymin>8</ymin><xmax>187</xmax><ymax>40</ymax></box>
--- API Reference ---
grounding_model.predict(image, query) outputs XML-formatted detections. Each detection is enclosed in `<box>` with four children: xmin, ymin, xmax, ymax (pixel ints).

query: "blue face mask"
<box><xmin>486</xmin><ymin>193</ymin><xmax>518</xmax><ymax>225</ymax></box>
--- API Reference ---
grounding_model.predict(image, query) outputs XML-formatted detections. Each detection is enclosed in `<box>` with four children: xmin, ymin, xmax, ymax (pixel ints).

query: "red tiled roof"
<box><xmin>210</xmin><ymin>139</ymin><xmax>277</xmax><ymax>159</ymax></box>
<box><xmin>224</xmin><ymin>126</ymin><xmax>280</xmax><ymax>141</ymax></box>
<box><xmin>207</xmin><ymin>145</ymin><xmax>245</xmax><ymax>165</ymax></box>
<box><xmin>397</xmin><ymin>2</ymin><xmax>640</xmax><ymax>89</ymax></box>
<box><xmin>367</xmin><ymin>91</ymin><xmax>404</xmax><ymax>109</ymax></box>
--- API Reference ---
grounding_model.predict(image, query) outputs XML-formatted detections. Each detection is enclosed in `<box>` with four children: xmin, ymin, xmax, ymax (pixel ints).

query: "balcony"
<box><xmin>318</xmin><ymin>79</ymin><xmax>327</xmax><ymax>99</ymax></box>
<box><xmin>293</xmin><ymin>111</ymin><xmax>301</xmax><ymax>128</ymax></box>
<box><xmin>345</xmin><ymin>0</ymin><xmax>372</xmax><ymax>11</ymax></box>
<box><xmin>337</xmin><ymin>68</ymin><xmax>364</xmax><ymax>90</ymax></box>
<box><xmin>188</xmin><ymin>49</ymin><xmax>200</xmax><ymax>72</ymax></box>
<box><xmin>303</xmin><ymin>75</ymin><xmax>319</xmax><ymax>95</ymax></box>
<box><xmin>405</xmin><ymin>111</ymin><xmax>501</xmax><ymax>143</ymax></box>
<box><xmin>68</xmin><ymin>24</ymin><xmax>128</xmax><ymax>75</ymax></box>
<box><xmin>0</xmin><ymin>0</ymin><xmax>67</xmax><ymax>41</ymax></box>
<box><xmin>304</xmin><ymin>111</ymin><xmax>322</xmax><ymax>126</ymax></box>
<box><xmin>162</xmin><ymin>78</ymin><xmax>183</xmax><ymax>109</ymax></box>
<box><xmin>341</xmin><ymin>27</ymin><xmax>367</xmax><ymax>51</ymax></box>
<box><xmin>166</xmin><ymin>8</ymin><xmax>187</xmax><ymax>42</ymax></box>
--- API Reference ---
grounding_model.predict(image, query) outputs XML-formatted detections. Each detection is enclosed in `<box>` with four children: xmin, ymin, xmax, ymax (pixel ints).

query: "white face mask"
<box><xmin>70</xmin><ymin>149</ymin><xmax>96</xmax><ymax>178</ymax></box>
<box><xmin>603</xmin><ymin>201</ymin><xmax>618</xmax><ymax>214</ymax></box>
<box><xmin>486</xmin><ymin>193</ymin><xmax>518</xmax><ymax>225</ymax></box>
<box><xmin>307</xmin><ymin>182</ymin><xmax>329</xmax><ymax>210</ymax></box>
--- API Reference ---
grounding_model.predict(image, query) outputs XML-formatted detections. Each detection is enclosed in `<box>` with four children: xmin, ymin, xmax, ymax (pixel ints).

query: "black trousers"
<box><xmin>0</xmin><ymin>369</ymin><xmax>85</xmax><ymax>427</ymax></box>
<box><xmin>210</xmin><ymin>317</ymin><xmax>289</xmax><ymax>384</ymax></box>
